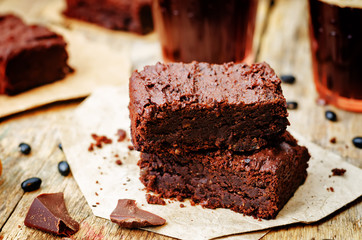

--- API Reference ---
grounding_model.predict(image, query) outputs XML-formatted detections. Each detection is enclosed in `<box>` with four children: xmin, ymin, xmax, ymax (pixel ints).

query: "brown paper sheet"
<box><xmin>59</xmin><ymin>86</ymin><xmax>362</xmax><ymax>240</ymax></box>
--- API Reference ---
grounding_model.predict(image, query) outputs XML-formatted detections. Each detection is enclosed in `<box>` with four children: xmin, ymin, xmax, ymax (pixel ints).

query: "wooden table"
<box><xmin>0</xmin><ymin>0</ymin><xmax>361</xmax><ymax>239</ymax></box>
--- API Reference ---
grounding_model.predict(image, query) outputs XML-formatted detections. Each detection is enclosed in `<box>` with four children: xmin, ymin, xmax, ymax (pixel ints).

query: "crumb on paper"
<box><xmin>146</xmin><ymin>194</ymin><xmax>166</xmax><ymax>205</ymax></box>
<box><xmin>330</xmin><ymin>137</ymin><xmax>336</xmax><ymax>144</ymax></box>
<box><xmin>332</xmin><ymin>168</ymin><xmax>346</xmax><ymax>176</ymax></box>
<box><xmin>88</xmin><ymin>133</ymin><xmax>113</xmax><ymax>151</ymax></box>
<box><xmin>327</xmin><ymin>187</ymin><xmax>335</xmax><ymax>192</ymax></box>
<box><xmin>116</xmin><ymin>129</ymin><xmax>127</xmax><ymax>142</ymax></box>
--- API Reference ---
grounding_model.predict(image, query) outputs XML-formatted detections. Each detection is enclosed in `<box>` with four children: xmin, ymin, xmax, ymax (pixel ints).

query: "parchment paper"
<box><xmin>59</xmin><ymin>86</ymin><xmax>362</xmax><ymax>240</ymax></box>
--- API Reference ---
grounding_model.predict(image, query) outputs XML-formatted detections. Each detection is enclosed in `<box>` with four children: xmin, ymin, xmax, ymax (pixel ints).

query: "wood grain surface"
<box><xmin>0</xmin><ymin>0</ymin><xmax>361</xmax><ymax>239</ymax></box>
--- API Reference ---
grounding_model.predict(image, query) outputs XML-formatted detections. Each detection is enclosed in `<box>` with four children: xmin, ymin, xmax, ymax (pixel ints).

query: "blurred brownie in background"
<box><xmin>0</xmin><ymin>14</ymin><xmax>72</xmax><ymax>95</ymax></box>
<box><xmin>63</xmin><ymin>0</ymin><xmax>154</xmax><ymax>35</ymax></box>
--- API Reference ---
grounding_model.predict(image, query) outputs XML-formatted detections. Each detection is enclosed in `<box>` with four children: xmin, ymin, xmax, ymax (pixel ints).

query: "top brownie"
<box><xmin>129</xmin><ymin>61</ymin><xmax>289</xmax><ymax>153</ymax></box>
<box><xmin>0</xmin><ymin>15</ymin><xmax>71</xmax><ymax>95</ymax></box>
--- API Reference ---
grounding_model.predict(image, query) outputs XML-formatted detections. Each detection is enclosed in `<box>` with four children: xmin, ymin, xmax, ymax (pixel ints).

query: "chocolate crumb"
<box><xmin>116</xmin><ymin>129</ymin><xmax>127</xmax><ymax>142</ymax></box>
<box><xmin>327</xmin><ymin>187</ymin><xmax>335</xmax><ymax>192</ymax></box>
<box><xmin>128</xmin><ymin>145</ymin><xmax>135</xmax><ymax>151</ymax></box>
<box><xmin>95</xmin><ymin>192</ymin><xmax>98</xmax><ymax>196</ymax></box>
<box><xmin>332</xmin><ymin>168</ymin><xmax>346</xmax><ymax>176</ymax></box>
<box><xmin>126</xmin><ymin>178</ymin><xmax>130</xmax><ymax>182</ymax></box>
<box><xmin>114</xmin><ymin>154</ymin><xmax>119</xmax><ymax>158</ymax></box>
<box><xmin>18</xmin><ymin>225</ymin><xmax>21</xmax><ymax>228</ymax></box>
<box><xmin>88</xmin><ymin>133</ymin><xmax>113</xmax><ymax>151</ymax></box>
<box><xmin>100</xmin><ymin>188</ymin><xmax>103</xmax><ymax>190</ymax></box>
<box><xmin>115</xmin><ymin>160</ymin><xmax>122</xmax><ymax>165</ymax></box>
<box><xmin>330</xmin><ymin>137</ymin><xmax>337</xmax><ymax>144</ymax></box>
<box><xmin>110</xmin><ymin>199</ymin><xmax>166</xmax><ymax>228</ymax></box>
<box><xmin>96</xmin><ymin>181</ymin><xmax>99</xmax><ymax>184</ymax></box>
<box><xmin>146</xmin><ymin>194</ymin><xmax>166</xmax><ymax>205</ymax></box>
<box><xmin>96</xmin><ymin>202</ymin><xmax>100</xmax><ymax>205</ymax></box>
<box><xmin>92</xmin><ymin>205</ymin><xmax>97</xmax><ymax>207</ymax></box>
<box><xmin>180</xmin><ymin>204</ymin><xmax>185</xmax><ymax>208</ymax></box>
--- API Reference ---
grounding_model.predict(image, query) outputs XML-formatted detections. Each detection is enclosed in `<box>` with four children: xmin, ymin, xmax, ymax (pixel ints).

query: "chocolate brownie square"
<box><xmin>63</xmin><ymin>0</ymin><xmax>153</xmax><ymax>35</ymax></box>
<box><xmin>138</xmin><ymin>131</ymin><xmax>310</xmax><ymax>219</ymax></box>
<box><xmin>0</xmin><ymin>15</ymin><xmax>72</xmax><ymax>95</ymax></box>
<box><xmin>129</xmin><ymin>61</ymin><xmax>289</xmax><ymax>153</ymax></box>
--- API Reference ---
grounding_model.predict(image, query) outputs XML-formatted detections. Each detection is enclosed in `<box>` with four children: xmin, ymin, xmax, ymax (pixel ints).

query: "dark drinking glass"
<box><xmin>152</xmin><ymin>0</ymin><xmax>259</xmax><ymax>64</ymax></box>
<box><xmin>309</xmin><ymin>0</ymin><xmax>362</xmax><ymax>112</ymax></box>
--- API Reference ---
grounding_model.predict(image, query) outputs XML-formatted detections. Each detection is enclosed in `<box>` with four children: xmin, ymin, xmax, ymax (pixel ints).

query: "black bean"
<box><xmin>325</xmin><ymin>110</ymin><xmax>337</xmax><ymax>122</ymax></box>
<box><xmin>58</xmin><ymin>143</ymin><xmax>63</xmax><ymax>151</ymax></box>
<box><xmin>58</xmin><ymin>161</ymin><xmax>70</xmax><ymax>176</ymax></box>
<box><xmin>19</xmin><ymin>143</ymin><xmax>31</xmax><ymax>155</ymax></box>
<box><xmin>280</xmin><ymin>75</ymin><xmax>296</xmax><ymax>84</ymax></box>
<box><xmin>352</xmin><ymin>137</ymin><xmax>362</xmax><ymax>149</ymax></box>
<box><xmin>21</xmin><ymin>177</ymin><xmax>42</xmax><ymax>192</ymax></box>
<box><xmin>287</xmin><ymin>101</ymin><xmax>298</xmax><ymax>110</ymax></box>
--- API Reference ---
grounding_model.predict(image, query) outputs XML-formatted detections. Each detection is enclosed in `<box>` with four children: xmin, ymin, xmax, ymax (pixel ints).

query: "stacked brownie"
<box><xmin>0</xmin><ymin>15</ymin><xmax>72</xmax><ymax>95</ymax></box>
<box><xmin>63</xmin><ymin>0</ymin><xmax>153</xmax><ymax>35</ymax></box>
<box><xmin>129</xmin><ymin>61</ymin><xmax>310</xmax><ymax>219</ymax></box>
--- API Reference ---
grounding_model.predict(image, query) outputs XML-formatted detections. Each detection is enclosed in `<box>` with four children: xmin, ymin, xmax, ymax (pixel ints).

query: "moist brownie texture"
<box><xmin>138</xmin><ymin>131</ymin><xmax>310</xmax><ymax>219</ymax></box>
<box><xmin>63</xmin><ymin>0</ymin><xmax>153</xmax><ymax>35</ymax></box>
<box><xmin>0</xmin><ymin>15</ymin><xmax>71</xmax><ymax>95</ymax></box>
<box><xmin>129</xmin><ymin>61</ymin><xmax>289</xmax><ymax>153</ymax></box>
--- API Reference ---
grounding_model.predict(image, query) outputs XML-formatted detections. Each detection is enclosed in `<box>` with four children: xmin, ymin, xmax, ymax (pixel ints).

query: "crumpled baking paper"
<box><xmin>59</xmin><ymin>86</ymin><xmax>362</xmax><ymax>240</ymax></box>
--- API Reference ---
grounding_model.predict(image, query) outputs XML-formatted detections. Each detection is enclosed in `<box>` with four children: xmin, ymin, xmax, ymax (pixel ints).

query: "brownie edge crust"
<box><xmin>129</xmin><ymin>61</ymin><xmax>289</xmax><ymax>153</ymax></box>
<box><xmin>138</xmin><ymin>132</ymin><xmax>310</xmax><ymax>219</ymax></box>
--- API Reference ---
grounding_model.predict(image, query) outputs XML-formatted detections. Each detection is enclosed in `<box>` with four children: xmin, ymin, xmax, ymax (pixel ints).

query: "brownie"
<box><xmin>63</xmin><ymin>0</ymin><xmax>153</xmax><ymax>35</ymax></box>
<box><xmin>138</xmin><ymin>131</ymin><xmax>310</xmax><ymax>219</ymax></box>
<box><xmin>0</xmin><ymin>15</ymin><xmax>72</xmax><ymax>95</ymax></box>
<box><xmin>129</xmin><ymin>61</ymin><xmax>289</xmax><ymax>153</ymax></box>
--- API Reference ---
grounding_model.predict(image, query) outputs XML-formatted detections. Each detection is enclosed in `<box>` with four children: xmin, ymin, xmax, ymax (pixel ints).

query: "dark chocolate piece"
<box><xmin>138</xmin><ymin>131</ymin><xmax>310</xmax><ymax>219</ymax></box>
<box><xmin>24</xmin><ymin>193</ymin><xmax>79</xmax><ymax>236</ymax></box>
<box><xmin>0</xmin><ymin>15</ymin><xmax>72</xmax><ymax>95</ymax></box>
<box><xmin>110</xmin><ymin>199</ymin><xmax>166</xmax><ymax>228</ymax></box>
<box><xmin>63</xmin><ymin>0</ymin><xmax>153</xmax><ymax>35</ymax></box>
<box><xmin>129</xmin><ymin>62</ymin><xmax>289</xmax><ymax>153</ymax></box>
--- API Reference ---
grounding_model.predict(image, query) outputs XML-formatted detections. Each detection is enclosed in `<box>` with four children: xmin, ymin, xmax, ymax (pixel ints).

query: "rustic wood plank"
<box><xmin>0</xmin><ymin>0</ymin><xmax>361</xmax><ymax>239</ymax></box>
<box><xmin>258</xmin><ymin>0</ymin><xmax>362</xmax><ymax>239</ymax></box>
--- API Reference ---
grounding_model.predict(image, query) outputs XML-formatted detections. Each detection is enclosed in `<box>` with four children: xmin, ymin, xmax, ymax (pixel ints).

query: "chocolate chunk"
<box><xmin>110</xmin><ymin>199</ymin><xmax>166</xmax><ymax>228</ymax></box>
<box><xmin>24</xmin><ymin>193</ymin><xmax>79</xmax><ymax>236</ymax></box>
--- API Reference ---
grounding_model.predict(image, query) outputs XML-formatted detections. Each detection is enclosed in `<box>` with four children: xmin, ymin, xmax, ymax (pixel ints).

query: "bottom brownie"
<box><xmin>138</xmin><ymin>132</ymin><xmax>310</xmax><ymax>219</ymax></box>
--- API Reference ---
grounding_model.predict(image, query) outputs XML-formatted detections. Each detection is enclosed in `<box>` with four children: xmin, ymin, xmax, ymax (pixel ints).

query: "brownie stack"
<box><xmin>129</xmin><ymin>61</ymin><xmax>310</xmax><ymax>219</ymax></box>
